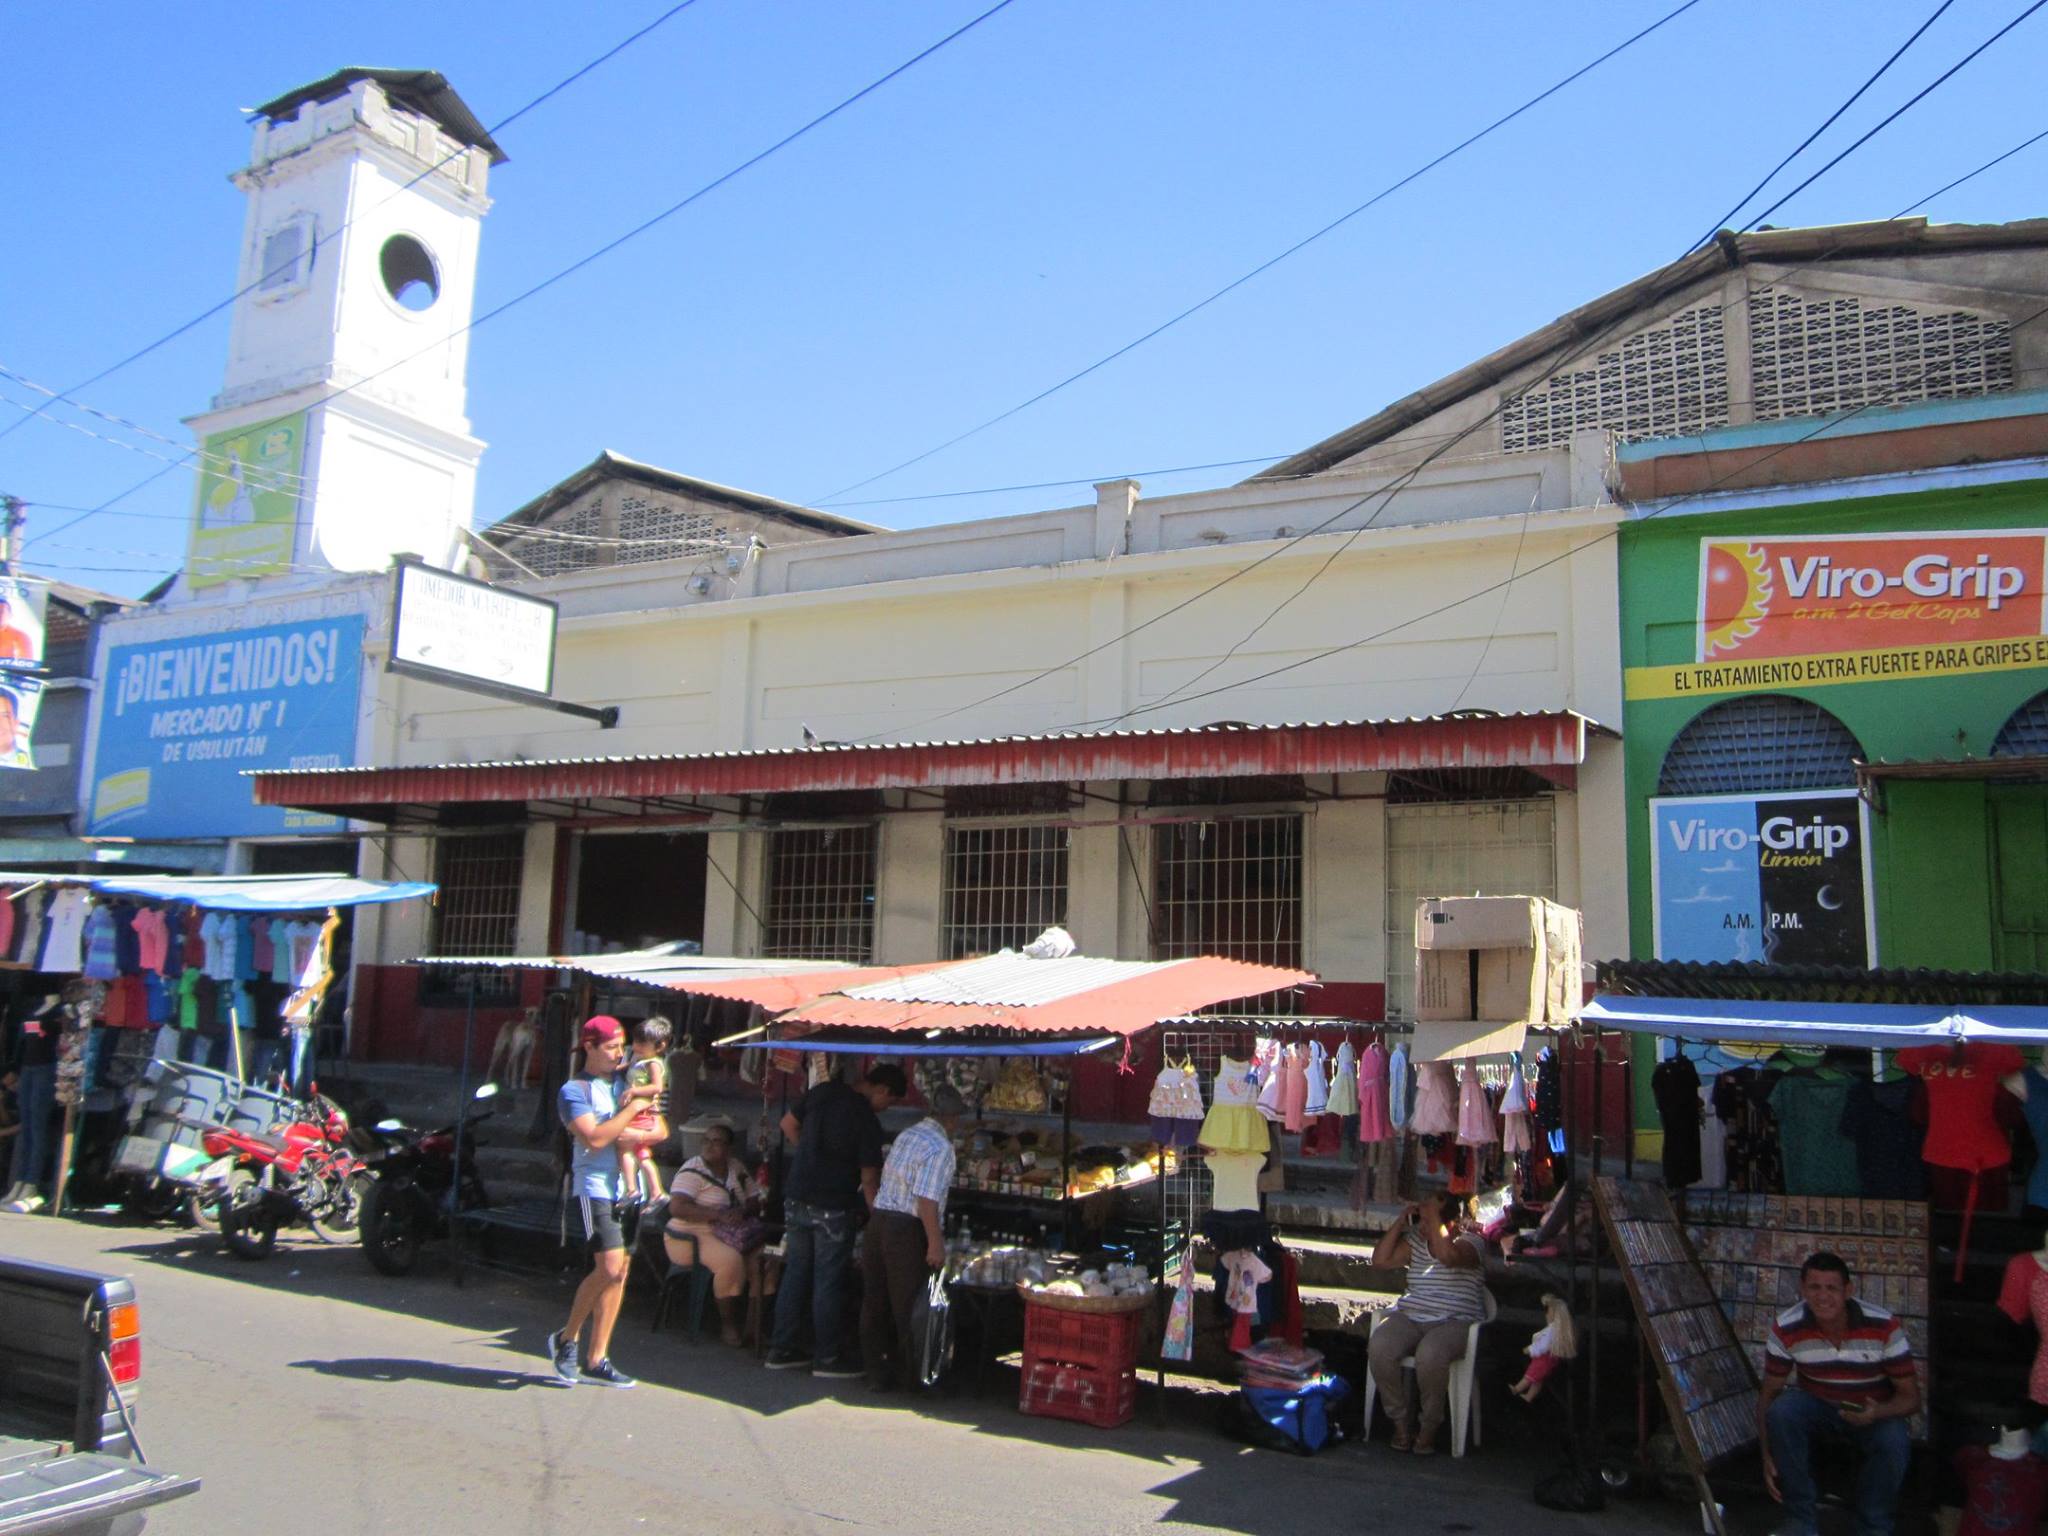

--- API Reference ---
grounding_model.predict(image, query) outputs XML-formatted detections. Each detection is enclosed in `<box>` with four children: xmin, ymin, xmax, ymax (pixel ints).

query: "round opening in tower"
<box><xmin>380</xmin><ymin>235</ymin><xmax>440</xmax><ymax>312</ymax></box>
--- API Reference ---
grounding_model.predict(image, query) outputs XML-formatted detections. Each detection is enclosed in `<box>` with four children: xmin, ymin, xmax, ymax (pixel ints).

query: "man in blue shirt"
<box><xmin>546</xmin><ymin>1016</ymin><xmax>657</xmax><ymax>1388</ymax></box>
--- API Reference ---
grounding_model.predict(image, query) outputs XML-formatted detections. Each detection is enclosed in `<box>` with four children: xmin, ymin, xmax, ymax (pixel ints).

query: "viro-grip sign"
<box><xmin>1650</xmin><ymin>789</ymin><xmax>1875</xmax><ymax>968</ymax></box>
<box><xmin>88</xmin><ymin>615</ymin><xmax>363</xmax><ymax>838</ymax></box>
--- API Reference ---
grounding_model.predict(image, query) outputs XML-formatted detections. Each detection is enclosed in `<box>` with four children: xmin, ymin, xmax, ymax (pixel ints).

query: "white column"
<box><xmin>513</xmin><ymin>824</ymin><xmax>555</xmax><ymax>954</ymax></box>
<box><xmin>1309</xmin><ymin>789</ymin><xmax>1386</xmax><ymax>985</ymax></box>
<box><xmin>1066</xmin><ymin>781</ymin><xmax>1125</xmax><ymax>957</ymax></box>
<box><xmin>875</xmin><ymin>811</ymin><xmax>944</xmax><ymax>964</ymax></box>
<box><xmin>702</xmin><ymin>825</ymin><xmax>754</xmax><ymax>956</ymax></box>
<box><xmin>1573</xmin><ymin>739</ymin><xmax>1630</xmax><ymax>964</ymax></box>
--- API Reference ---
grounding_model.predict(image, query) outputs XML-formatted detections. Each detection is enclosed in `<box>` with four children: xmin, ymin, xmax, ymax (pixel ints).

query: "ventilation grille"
<box><xmin>615</xmin><ymin>496</ymin><xmax>721</xmax><ymax>567</ymax></box>
<box><xmin>1501</xmin><ymin>303</ymin><xmax>1729</xmax><ymax>452</ymax></box>
<box><xmin>1749</xmin><ymin>286</ymin><xmax>2014</xmax><ymax>422</ymax></box>
<box><xmin>1657</xmin><ymin>695</ymin><xmax>1862</xmax><ymax>796</ymax></box>
<box><xmin>503</xmin><ymin>503</ymin><xmax>601</xmax><ymax>578</ymax></box>
<box><xmin>1992</xmin><ymin>694</ymin><xmax>2048</xmax><ymax>758</ymax></box>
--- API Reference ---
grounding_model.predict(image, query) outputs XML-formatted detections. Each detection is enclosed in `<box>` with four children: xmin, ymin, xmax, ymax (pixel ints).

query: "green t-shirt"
<box><xmin>1770</xmin><ymin>1073</ymin><xmax>1860</xmax><ymax>1196</ymax></box>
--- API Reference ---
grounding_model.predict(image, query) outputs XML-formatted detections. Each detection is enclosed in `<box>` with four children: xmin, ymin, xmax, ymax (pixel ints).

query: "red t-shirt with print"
<box><xmin>1896</xmin><ymin>1043</ymin><xmax>2025</xmax><ymax>1172</ymax></box>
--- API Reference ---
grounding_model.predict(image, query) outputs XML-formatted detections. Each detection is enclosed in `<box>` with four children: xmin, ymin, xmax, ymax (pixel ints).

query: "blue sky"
<box><xmin>2</xmin><ymin>0</ymin><xmax>2042</xmax><ymax>598</ymax></box>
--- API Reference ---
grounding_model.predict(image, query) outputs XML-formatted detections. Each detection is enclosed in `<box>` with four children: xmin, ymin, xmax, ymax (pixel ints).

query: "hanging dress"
<box><xmin>1500</xmin><ymin>1057</ymin><xmax>1533</xmax><ymax>1154</ymax></box>
<box><xmin>1356</xmin><ymin>1040</ymin><xmax>1392</xmax><ymax>1143</ymax></box>
<box><xmin>1304</xmin><ymin>1040</ymin><xmax>1330</xmax><ymax>1117</ymax></box>
<box><xmin>1200</xmin><ymin>1055</ymin><xmax>1271</xmax><ymax>1155</ymax></box>
<box><xmin>1457</xmin><ymin>1065</ymin><xmax>1499</xmax><ymax>1146</ymax></box>
<box><xmin>1410</xmin><ymin>1061</ymin><xmax>1460</xmax><ymax>1136</ymax></box>
<box><xmin>1256</xmin><ymin>1040</ymin><xmax>1285</xmax><ymax>1123</ymax></box>
<box><xmin>1280</xmin><ymin>1043</ymin><xmax>1310</xmax><ymax>1133</ymax></box>
<box><xmin>1147</xmin><ymin>1055</ymin><xmax>1205</xmax><ymax>1147</ymax></box>
<box><xmin>1386</xmin><ymin>1040</ymin><xmax>1411</xmax><ymax>1134</ymax></box>
<box><xmin>1326</xmin><ymin>1040</ymin><xmax>1359</xmax><ymax>1118</ymax></box>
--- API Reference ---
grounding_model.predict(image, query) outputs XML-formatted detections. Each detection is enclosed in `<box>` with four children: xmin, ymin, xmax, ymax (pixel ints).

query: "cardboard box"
<box><xmin>1414</xmin><ymin>948</ymin><xmax>1475</xmax><ymax>1021</ymax></box>
<box><xmin>1415</xmin><ymin>895</ymin><xmax>1541</xmax><ymax>950</ymax></box>
<box><xmin>1478</xmin><ymin>946</ymin><xmax>1541</xmax><ymax>1022</ymax></box>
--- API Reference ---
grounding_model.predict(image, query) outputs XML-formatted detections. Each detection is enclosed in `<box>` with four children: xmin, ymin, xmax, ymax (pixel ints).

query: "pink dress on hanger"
<box><xmin>1456</xmin><ymin>1066</ymin><xmax>1499</xmax><ymax>1146</ymax></box>
<box><xmin>1356</xmin><ymin>1041</ymin><xmax>1393</xmax><ymax>1143</ymax></box>
<box><xmin>1410</xmin><ymin>1061</ymin><xmax>1460</xmax><ymax>1136</ymax></box>
<box><xmin>1280</xmin><ymin>1044</ymin><xmax>1309</xmax><ymax>1133</ymax></box>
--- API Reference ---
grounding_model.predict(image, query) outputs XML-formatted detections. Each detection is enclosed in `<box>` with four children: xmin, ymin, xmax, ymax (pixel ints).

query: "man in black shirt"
<box><xmin>765</xmin><ymin>1063</ymin><xmax>906</xmax><ymax>1377</ymax></box>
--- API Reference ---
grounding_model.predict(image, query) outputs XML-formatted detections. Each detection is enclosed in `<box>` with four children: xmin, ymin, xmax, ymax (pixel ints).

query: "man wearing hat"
<box><xmin>546</xmin><ymin>1015</ymin><xmax>659</xmax><ymax>1388</ymax></box>
<box><xmin>861</xmin><ymin>1084</ymin><xmax>967</xmax><ymax>1392</ymax></box>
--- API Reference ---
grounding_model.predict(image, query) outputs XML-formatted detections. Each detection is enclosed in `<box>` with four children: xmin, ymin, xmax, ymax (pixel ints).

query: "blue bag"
<box><xmin>1226</xmin><ymin>1374</ymin><xmax>1349</xmax><ymax>1455</ymax></box>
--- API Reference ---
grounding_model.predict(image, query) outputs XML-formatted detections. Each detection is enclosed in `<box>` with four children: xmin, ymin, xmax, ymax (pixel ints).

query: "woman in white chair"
<box><xmin>1368</xmin><ymin>1191</ymin><xmax>1490</xmax><ymax>1455</ymax></box>
<box><xmin>664</xmin><ymin>1120</ymin><xmax>763</xmax><ymax>1346</ymax></box>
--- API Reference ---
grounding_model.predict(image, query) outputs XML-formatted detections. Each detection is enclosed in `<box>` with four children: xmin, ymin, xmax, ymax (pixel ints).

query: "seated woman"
<box><xmin>1367</xmin><ymin>1191</ymin><xmax>1490</xmax><ymax>1455</ymax></box>
<box><xmin>664</xmin><ymin>1120</ymin><xmax>765</xmax><ymax>1346</ymax></box>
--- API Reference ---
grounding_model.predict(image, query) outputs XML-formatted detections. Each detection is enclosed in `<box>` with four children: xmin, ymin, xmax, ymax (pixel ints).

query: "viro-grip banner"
<box><xmin>88</xmin><ymin>614</ymin><xmax>363</xmax><ymax>837</ymax></box>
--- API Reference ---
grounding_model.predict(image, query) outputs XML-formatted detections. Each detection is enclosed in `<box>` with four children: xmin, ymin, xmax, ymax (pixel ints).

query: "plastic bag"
<box><xmin>909</xmin><ymin>1271</ymin><xmax>954</xmax><ymax>1388</ymax></box>
<box><xmin>1162</xmin><ymin>1246</ymin><xmax>1195</xmax><ymax>1362</ymax></box>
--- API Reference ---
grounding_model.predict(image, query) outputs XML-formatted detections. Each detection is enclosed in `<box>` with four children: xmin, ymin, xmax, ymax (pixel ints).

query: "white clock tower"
<box><xmin>180</xmin><ymin>69</ymin><xmax>502</xmax><ymax>593</ymax></box>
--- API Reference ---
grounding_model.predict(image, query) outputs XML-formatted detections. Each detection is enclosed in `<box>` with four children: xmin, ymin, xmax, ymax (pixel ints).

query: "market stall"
<box><xmin>0</xmin><ymin>871</ymin><xmax>435</xmax><ymax>1216</ymax></box>
<box><xmin>1573</xmin><ymin>960</ymin><xmax>2048</xmax><ymax>1534</ymax></box>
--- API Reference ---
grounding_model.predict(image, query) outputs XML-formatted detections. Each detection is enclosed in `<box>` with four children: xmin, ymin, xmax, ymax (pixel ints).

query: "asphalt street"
<box><xmin>1</xmin><ymin>1212</ymin><xmax>1706</xmax><ymax>1536</ymax></box>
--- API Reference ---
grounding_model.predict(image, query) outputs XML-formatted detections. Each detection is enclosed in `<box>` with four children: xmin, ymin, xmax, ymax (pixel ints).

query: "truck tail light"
<box><xmin>108</xmin><ymin>1303</ymin><xmax>141</xmax><ymax>1384</ymax></box>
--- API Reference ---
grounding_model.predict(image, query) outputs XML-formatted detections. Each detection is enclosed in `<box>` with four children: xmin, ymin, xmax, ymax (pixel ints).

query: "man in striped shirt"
<box><xmin>1757</xmin><ymin>1251</ymin><xmax>1918</xmax><ymax>1536</ymax></box>
<box><xmin>861</xmin><ymin>1085</ymin><xmax>966</xmax><ymax>1391</ymax></box>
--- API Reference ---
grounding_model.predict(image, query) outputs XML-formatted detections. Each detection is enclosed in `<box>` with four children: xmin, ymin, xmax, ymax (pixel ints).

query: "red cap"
<box><xmin>580</xmin><ymin>1015</ymin><xmax>625</xmax><ymax>1045</ymax></box>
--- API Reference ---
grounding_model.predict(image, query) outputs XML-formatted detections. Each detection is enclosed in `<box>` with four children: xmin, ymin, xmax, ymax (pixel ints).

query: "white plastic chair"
<box><xmin>1362</xmin><ymin>1290</ymin><xmax>1497</xmax><ymax>1458</ymax></box>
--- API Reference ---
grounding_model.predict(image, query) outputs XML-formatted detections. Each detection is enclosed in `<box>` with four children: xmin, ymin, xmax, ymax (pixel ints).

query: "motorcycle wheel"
<box><xmin>219</xmin><ymin>1176</ymin><xmax>278</xmax><ymax>1261</ymax></box>
<box><xmin>191</xmin><ymin>1166</ymin><xmax>250</xmax><ymax>1234</ymax></box>
<box><xmin>309</xmin><ymin>1170</ymin><xmax>374</xmax><ymax>1244</ymax></box>
<box><xmin>359</xmin><ymin>1180</ymin><xmax>423</xmax><ymax>1277</ymax></box>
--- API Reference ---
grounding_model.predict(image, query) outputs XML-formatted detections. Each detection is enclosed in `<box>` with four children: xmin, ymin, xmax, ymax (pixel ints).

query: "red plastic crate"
<box><xmin>1021</xmin><ymin>1300</ymin><xmax>1143</xmax><ymax>1375</ymax></box>
<box><xmin>1018</xmin><ymin>1358</ymin><xmax>1138</xmax><ymax>1429</ymax></box>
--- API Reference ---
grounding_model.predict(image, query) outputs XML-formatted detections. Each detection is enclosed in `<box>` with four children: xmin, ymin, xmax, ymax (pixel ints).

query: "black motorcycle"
<box><xmin>357</xmin><ymin>1082</ymin><xmax>497</xmax><ymax>1276</ymax></box>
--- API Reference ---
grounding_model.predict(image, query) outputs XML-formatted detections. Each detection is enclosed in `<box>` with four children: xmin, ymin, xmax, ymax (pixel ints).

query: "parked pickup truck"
<box><xmin>0</xmin><ymin>1254</ymin><xmax>197</xmax><ymax>1534</ymax></box>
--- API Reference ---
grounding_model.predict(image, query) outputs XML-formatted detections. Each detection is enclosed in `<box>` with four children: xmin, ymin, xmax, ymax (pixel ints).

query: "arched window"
<box><xmin>1657</xmin><ymin>695</ymin><xmax>1862</xmax><ymax>797</ymax></box>
<box><xmin>1992</xmin><ymin>692</ymin><xmax>2048</xmax><ymax>759</ymax></box>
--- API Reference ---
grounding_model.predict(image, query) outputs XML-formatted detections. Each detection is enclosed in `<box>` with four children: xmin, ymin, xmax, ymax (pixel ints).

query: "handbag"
<box><xmin>712</xmin><ymin>1210</ymin><xmax>770</xmax><ymax>1254</ymax></box>
<box><xmin>907</xmin><ymin>1270</ymin><xmax>954</xmax><ymax>1388</ymax></box>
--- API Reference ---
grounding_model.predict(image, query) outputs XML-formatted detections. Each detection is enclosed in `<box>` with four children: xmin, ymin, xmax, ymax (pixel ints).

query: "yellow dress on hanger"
<box><xmin>1199</xmin><ymin>1055</ymin><xmax>1269</xmax><ymax>1154</ymax></box>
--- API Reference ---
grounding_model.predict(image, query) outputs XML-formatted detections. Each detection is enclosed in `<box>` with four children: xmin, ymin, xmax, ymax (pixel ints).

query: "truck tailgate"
<box><xmin>0</xmin><ymin>1439</ymin><xmax>198</xmax><ymax>1535</ymax></box>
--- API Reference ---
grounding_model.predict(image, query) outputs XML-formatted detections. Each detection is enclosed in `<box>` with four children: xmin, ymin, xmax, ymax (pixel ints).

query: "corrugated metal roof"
<box><xmin>846</xmin><ymin>953</ymin><xmax>1189</xmax><ymax>1007</ymax></box>
<box><xmin>1594</xmin><ymin>958</ymin><xmax>2048</xmax><ymax>1008</ymax></box>
<box><xmin>250</xmin><ymin>712</ymin><xmax>1601</xmax><ymax>817</ymax></box>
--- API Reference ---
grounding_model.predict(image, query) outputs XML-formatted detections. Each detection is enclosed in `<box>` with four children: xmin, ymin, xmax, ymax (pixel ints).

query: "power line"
<box><xmin>1892</xmin><ymin>123</ymin><xmax>2048</xmax><ymax>216</ymax></box>
<box><xmin>806</xmin><ymin>0</ymin><xmax>1709</xmax><ymax>507</ymax></box>
<box><xmin>1685</xmin><ymin>0</ymin><xmax>1956</xmax><ymax>250</ymax></box>
<box><xmin>32</xmin><ymin>0</ymin><xmax>1024</xmax><ymax>564</ymax></box>
<box><xmin>1738</xmin><ymin>0</ymin><xmax>2048</xmax><ymax>233</ymax></box>
<box><xmin>0</xmin><ymin>1</ymin><xmax>706</xmax><ymax>449</ymax></box>
<box><xmin>852</xmin><ymin>11</ymin><xmax>2041</xmax><ymax>746</ymax></box>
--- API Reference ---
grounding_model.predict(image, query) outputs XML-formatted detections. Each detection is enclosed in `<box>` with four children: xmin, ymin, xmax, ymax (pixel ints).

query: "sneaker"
<box><xmin>579</xmin><ymin>1357</ymin><xmax>637</xmax><ymax>1389</ymax></box>
<box><xmin>546</xmin><ymin>1329</ymin><xmax>579</xmax><ymax>1387</ymax></box>
<box><xmin>2</xmin><ymin>1193</ymin><xmax>45</xmax><ymax>1216</ymax></box>
<box><xmin>812</xmin><ymin>1357</ymin><xmax>863</xmax><ymax>1380</ymax></box>
<box><xmin>764</xmin><ymin>1349</ymin><xmax>813</xmax><ymax>1371</ymax></box>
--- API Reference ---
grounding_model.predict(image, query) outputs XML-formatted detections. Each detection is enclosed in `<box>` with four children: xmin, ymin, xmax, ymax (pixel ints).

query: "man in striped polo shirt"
<box><xmin>1757</xmin><ymin>1251</ymin><xmax>1918</xmax><ymax>1536</ymax></box>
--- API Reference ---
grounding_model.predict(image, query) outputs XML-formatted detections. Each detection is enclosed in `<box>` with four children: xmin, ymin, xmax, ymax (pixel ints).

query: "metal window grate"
<box><xmin>1383</xmin><ymin>800</ymin><xmax>1556</xmax><ymax>1020</ymax></box>
<box><xmin>1993</xmin><ymin>692</ymin><xmax>2048</xmax><ymax>758</ymax></box>
<box><xmin>763</xmin><ymin>825</ymin><xmax>877</xmax><ymax>961</ymax></box>
<box><xmin>502</xmin><ymin>502</ymin><xmax>602</xmax><ymax>578</ymax></box>
<box><xmin>423</xmin><ymin>832</ymin><xmax>525</xmax><ymax>1003</ymax></box>
<box><xmin>1500</xmin><ymin>302</ymin><xmax>1729</xmax><ymax>452</ymax></box>
<box><xmin>1657</xmin><ymin>695</ymin><xmax>1862</xmax><ymax>796</ymax></box>
<box><xmin>1749</xmin><ymin>286</ymin><xmax>2014</xmax><ymax>422</ymax></box>
<box><xmin>941</xmin><ymin>824</ymin><xmax>1070</xmax><ymax>957</ymax></box>
<box><xmin>1152</xmin><ymin>814</ymin><xmax>1302</xmax><ymax>1015</ymax></box>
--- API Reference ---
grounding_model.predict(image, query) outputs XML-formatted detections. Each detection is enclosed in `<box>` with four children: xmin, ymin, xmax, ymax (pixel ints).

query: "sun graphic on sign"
<box><xmin>1701</xmin><ymin>541</ymin><xmax>1772</xmax><ymax>658</ymax></box>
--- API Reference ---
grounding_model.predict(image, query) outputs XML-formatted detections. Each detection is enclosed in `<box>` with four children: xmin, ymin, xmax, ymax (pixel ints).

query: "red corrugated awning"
<box><xmin>777</xmin><ymin>953</ymin><xmax>1315</xmax><ymax>1037</ymax></box>
<box><xmin>661</xmin><ymin>961</ymin><xmax>955</xmax><ymax>1012</ymax></box>
<box><xmin>249</xmin><ymin>713</ymin><xmax>1601</xmax><ymax>824</ymax></box>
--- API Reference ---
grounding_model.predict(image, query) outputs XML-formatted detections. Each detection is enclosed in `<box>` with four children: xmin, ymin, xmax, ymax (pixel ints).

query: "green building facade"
<box><xmin>1617</xmin><ymin>468</ymin><xmax>2048</xmax><ymax>1135</ymax></box>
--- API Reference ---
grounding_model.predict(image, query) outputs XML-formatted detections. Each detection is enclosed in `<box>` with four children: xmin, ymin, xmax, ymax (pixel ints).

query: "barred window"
<box><xmin>763</xmin><ymin>825</ymin><xmax>877</xmax><ymax>962</ymax></box>
<box><xmin>1658</xmin><ymin>695</ymin><xmax>1862</xmax><ymax>796</ymax></box>
<box><xmin>421</xmin><ymin>831</ymin><xmax>525</xmax><ymax>1003</ymax></box>
<box><xmin>942</xmin><ymin>824</ymin><xmax>1070</xmax><ymax>957</ymax></box>
<box><xmin>1152</xmin><ymin>813</ymin><xmax>1303</xmax><ymax>969</ymax></box>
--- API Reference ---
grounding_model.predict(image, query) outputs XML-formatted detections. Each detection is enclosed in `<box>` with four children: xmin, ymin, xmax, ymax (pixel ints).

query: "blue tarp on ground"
<box><xmin>1580</xmin><ymin>993</ymin><xmax>2048</xmax><ymax>1048</ymax></box>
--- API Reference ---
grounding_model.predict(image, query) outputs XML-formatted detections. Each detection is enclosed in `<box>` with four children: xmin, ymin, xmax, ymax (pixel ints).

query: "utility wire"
<box><xmin>806</xmin><ymin>0</ymin><xmax>1708</xmax><ymax>506</ymax></box>
<box><xmin>20</xmin><ymin>0</ymin><xmax>1022</xmax><ymax>562</ymax></box>
<box><xmin>1685</xmin><ymin>0</ymin><xmax>1956</xmax><ymax>250</ymax></box>
<box><xmin>852</xmin><ymin>4</ymin><xmax>2041</xmax><ymax>745</ymax></box>
<box><xmin>1891</xmin><ymin>123</ymin><xmax>2048</xmax><ymax>216</ymax></box>
<box><xmin>0</xmin><ymin>0</ymin><xmax>706</xmax><ymax>449</ymax></box>
<box><xmin>1738</xmin><ymin>0</ymin><xmax>2047</xmax><ymax>233</ymax></box>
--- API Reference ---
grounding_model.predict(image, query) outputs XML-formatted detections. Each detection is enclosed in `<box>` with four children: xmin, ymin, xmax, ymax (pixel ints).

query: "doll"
<box><xmin>1510</xmin><ymin>1293</ymin><xmax>1577</xmax><ymax>1402</ymax></box>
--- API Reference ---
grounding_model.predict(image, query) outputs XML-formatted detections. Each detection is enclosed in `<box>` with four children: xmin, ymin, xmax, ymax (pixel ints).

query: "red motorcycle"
<box><xmin>199</xmin><ymin>1090</ymin><xmax>370</xmax><ymax>1260</ymax></box>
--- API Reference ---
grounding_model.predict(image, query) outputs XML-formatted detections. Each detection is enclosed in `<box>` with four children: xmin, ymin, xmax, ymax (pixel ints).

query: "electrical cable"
<box><xmin>16</xmin><ymin>0</ymin><xmax>1022</xmax><ymax>570</ymax></box>
<box><xmin>1890</xmin><ymin>123</ymin><xmax>2048</xmax><ymax>217</ymax></box>
<box><xmin>1737</xmin><ymin>0</ymin><xmax>2047</xmax><ymax>234</ymax></box>
<box><xmin>855</xmin><ymin>11</ymin><xmax>2047</xmax><ymax>746</ymax></box>
<box><xmin>805</xmin><ymin>0</ymin><xmax>1709</xmax><ymax>506</ymax></box>
<box><xmin>1684</xmin><ymin>0</ymin><xmax>1956</xmax><ymax>250</ymax></box>
<box><xmin>0</xmin><ymin>0</ymin><xmax>706</xmax><ymax>449</ymax></box>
